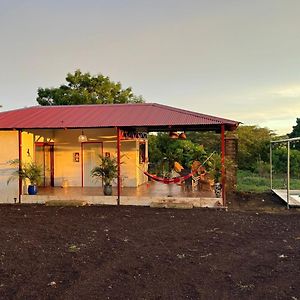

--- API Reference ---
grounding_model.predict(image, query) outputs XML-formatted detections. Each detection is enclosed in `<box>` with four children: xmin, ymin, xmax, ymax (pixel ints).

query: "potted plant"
<box><xmin>91</xmin><ymin>155</ymin><xmax>118</xmax><ymax>196</ymax></box>
<box><xmin>7</xmin><ymin>159</ymin><xmax>43</xmax><ymax>195</ymax></box>
<box><xmin>207</xmin><ymin>153</ymin><xmax>222</xmax><ymax>198</ymax></box>
<box><xmin>207</xmin><ymin>154</ymin><xmax>235</xmax><ymax>198</ymax></box>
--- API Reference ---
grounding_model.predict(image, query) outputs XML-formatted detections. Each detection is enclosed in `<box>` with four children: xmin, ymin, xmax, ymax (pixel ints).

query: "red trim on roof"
<box><xmin>0</xmin><ymin>103</ymin><xmax>239</xmax><ymax>130</ymax></box>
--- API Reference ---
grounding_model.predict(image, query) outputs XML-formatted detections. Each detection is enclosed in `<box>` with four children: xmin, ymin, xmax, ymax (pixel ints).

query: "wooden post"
<box><xmin>18</xmin><ymin>130</ymin><xmax>22</xmax><ymax>203</ymax></box>
<box><xmin>117</xmin><ymin>128</ymin><xmax>121</xmax><ymax>205</ymax></box>
<box><xmin>221</xmin><ymin>124</ymin><xmax>226</xmax><ymax>206</ymax></box>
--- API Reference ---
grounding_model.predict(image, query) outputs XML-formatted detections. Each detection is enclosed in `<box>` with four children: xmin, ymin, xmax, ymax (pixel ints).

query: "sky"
<box><xmin>0</xmin><ymin>0</ymin><xmax>300</xmax><ymax>135</ymax></box>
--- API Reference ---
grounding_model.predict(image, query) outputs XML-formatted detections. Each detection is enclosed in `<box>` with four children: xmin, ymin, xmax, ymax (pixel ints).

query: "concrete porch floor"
<box><xmin>21</xmin><ymin>181</ymin><xmax>222</xmax><ymax>208</ymax></box>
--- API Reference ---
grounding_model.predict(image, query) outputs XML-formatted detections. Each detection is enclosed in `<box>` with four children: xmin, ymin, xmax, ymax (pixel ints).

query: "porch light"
<box><xmin>78</xmin><ymin>131</ymin><xmax>88</xmax><ymax>142</ymax></box>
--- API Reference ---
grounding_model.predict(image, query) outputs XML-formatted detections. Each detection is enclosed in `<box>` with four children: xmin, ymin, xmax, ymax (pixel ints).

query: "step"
<box><xmin>45</xmin><ymin>200</ymin><xmax>87</xmax><ymax>206</ymax></box>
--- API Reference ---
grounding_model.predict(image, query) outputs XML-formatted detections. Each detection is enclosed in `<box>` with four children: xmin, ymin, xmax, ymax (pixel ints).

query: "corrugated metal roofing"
<box><xmin>0</xmin><ymin>103</ymin><xmax>239</xmax><ymax>131</ymax></box>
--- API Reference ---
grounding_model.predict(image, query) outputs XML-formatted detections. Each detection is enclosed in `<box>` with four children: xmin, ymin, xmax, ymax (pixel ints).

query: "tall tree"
<box><xmin>37</xmin><ymin>70</ymin><xmax>144</xmax><ymax>105</ymax></box>
<box><xmin>289</xmin><ymin>118</ymin><xmax>300</xmax><ymax>138</ymax></box>
<box><xmin>287</xmin><ymin>118</ymin><xmax>300</xmax><ymax>150</ymax></box>
<box><xmin>148</xmin><ymin>133</ymin><xmax>207</xmax><ymax>175</ymax></box>
<box><xmin>186</xmin><ymin>131</ymin><xmax>220</xmax><ymax>153</ymax></box>
<box><xmin>237</xmin><ymin>125</ymin><xmax>274</xmax><ymax>171</ymax></box>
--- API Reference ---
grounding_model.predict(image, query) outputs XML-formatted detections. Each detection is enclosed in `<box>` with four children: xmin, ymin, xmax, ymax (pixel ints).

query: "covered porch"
<box><xmin>0</xmin><ymin>103</ymin><xmax>239</xmax><ymax>207</ymax></box>
<box><xmin>21</xmin><ymin>181</ymin><xmax>221</xmax><ymax>208</ymax></box>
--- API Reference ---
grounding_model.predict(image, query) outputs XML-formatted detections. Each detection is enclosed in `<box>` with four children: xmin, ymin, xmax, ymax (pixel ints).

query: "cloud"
<box><xmin>224</xmin><ymin>84</ymin><xmax>300</xmax><ymax>134</ymax></box>
<box><xmin>270</xmin><ymin>85</ymin><xmax>300</xmax><ymax>98</ymax></box>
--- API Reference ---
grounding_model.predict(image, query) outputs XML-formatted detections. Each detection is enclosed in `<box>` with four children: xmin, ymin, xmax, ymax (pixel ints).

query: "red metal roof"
<box><xmin>0</xmin><ymin>103</ymin><xmax>239</xmax><ymax>131</ymax></box>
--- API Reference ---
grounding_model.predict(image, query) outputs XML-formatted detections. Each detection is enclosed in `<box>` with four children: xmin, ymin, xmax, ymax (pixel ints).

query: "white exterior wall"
<box><xmin>102</xmin><ymin>139</ymin><xmax>148</xmax><ymax>187</ymax></box>
<box><xmin>54</xmin><ymin>129</ymin><xmax>82</xmax><ymax>186</ymax></box>
<box><xmin>121</xmin><ymin>140</ymin><xmax>138</xmax><ymax>187</ymax></box>
<box><xmin>0</xmin><ymin>131</ymin><xmax>19</xmax><ymax>203</ymax></box>
<box><xmin>52</xmin><ymin>128</ymin><xmax>116</xmax><ymax>186</ymax></box>
<box><xmin>50</xmin><ymin>128</ymin><xmax>147</xmax><ymax>188</ymax></box>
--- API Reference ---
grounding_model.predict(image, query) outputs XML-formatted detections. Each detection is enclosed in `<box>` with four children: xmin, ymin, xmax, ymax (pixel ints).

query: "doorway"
<box><xmin>82</xmin><ymin>142</ymin><xmax>103</xmax><ymax>187</ymax></box>
<box><xmin>35</xmin><ymin>142</ymin><xmax>54</xmax><ymax>187</ymax></box>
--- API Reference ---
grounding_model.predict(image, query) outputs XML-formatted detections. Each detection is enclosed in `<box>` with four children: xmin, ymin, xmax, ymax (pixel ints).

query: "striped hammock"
<box><xmin>143</xmin><ymin>171</ymin><xmax>193</xmax><ymax>184</ymax></box>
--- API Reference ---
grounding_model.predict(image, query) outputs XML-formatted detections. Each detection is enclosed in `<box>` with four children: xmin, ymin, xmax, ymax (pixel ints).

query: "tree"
<box><xmin>289</xmin><ymin>118</ymin><xmax>300</xmax><ymax>138</ymax></box>
<box><xmin>288</xmin><ymin>118</ymin><xmax>300</xmax><ymax>150</ymax></box>
<box><xmin>186</xmin><ymin>131</ymin><xmax>220</xmax><ymax>153</ymax></box>
<box><xmin>237</xmin><ymin>125</ymin><xmax>274</xmax><ymax>171</ymax></box>
<box><xmin>37</xmin><ymin>70</ymin><xmax>144</xmax><ymax>105</ymax></box>
<box><xmin>148</xmin><ymin>133</ymin><xmax>207</xmax><ymax>175</ymax></box>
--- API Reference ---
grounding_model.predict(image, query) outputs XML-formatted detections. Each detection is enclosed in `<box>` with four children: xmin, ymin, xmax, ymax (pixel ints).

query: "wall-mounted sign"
<box><xmin>121</xmin><ymin>130</ymin><xmax>147</xmax><ymax>140</ymax></box>
<box><xmin>73</xmin><ymin>152</ymin><xmax>80</xmax><ymax>162</ymax></box>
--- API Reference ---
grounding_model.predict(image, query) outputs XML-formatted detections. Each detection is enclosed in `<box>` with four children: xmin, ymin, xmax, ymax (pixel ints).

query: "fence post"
<box><xmin>287</xmin><ymin>140</ymin><xmax>290</xmax><ymax>209</ymax></box>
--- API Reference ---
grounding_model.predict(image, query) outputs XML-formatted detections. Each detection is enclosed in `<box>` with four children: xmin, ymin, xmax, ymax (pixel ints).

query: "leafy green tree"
<box><xmin>289</xmin><ymin>118</ymin><xmax>300</xmax><ymax>138</ymax></box>
<box><xmin>272</xmin><ymin>146</ymin><xmax>300</xmax><ymax>178</ymax></box>
<box><xmin>37</xmin><ymin>70</ymin><xmax>144</xmax><ymax>105</ymax></box>
<box><xmin>237</xmin><ymin>125</ymin><xmax>274</xmax><ymax>171</ymax></box>
<box><xmin>186</xmin><ymin>131</ymin><xmax>220</xmax><ymax>153</ymax></box>
<box><xmin>148</xmin><ymin>133</ymin><xmax>207</xmax><ymax>175</ymax></box>
<box><xmin>288</xmin><ymin>118</ymin><xmax>300</xmax><ymax>150</ymax></box>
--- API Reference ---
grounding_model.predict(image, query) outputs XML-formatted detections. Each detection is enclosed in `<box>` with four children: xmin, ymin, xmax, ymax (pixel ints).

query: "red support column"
<box><xmin>221</xmin><ymin>124</ymin><xmax>226</xmax><ymax>206</ymax></box>
<box><xmin>81</xmin><ymin>143</ymin><xmax>84</xmax><ymax>187</ymax></box>
<box><xmin>117</xmin><ymin>128</ymin><xmax>121</xmax><ymax>205</ymax></box>
<box><xmin>18</xmin><ymin>130</ymin><xmax>22</xmax><ymax>203</ymax></box>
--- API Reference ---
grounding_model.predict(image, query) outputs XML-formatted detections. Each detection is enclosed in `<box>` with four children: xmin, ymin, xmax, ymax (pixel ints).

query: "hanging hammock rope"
<box><xmin>143</xmin><ymin>171</ymin><xmax>193</xmax><ymax>184</ymax></box>
<box><xmin>142</xmin><ymin>152</ymin><xmax>216</xmax><ymax>185</ymax></box>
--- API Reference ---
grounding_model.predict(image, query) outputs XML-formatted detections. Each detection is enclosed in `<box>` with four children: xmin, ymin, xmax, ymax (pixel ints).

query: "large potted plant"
<box><xmin>207</xmin><ymin>154</ymin><xmax>235</xmax><ymax>198</ymax></box>
<box><xmin>91</xmin><ymin>155</ymin><xmax>118</xmax><ymax>196</ymax></box>
<box><xmin>207</xmin><ymin>153</ymin><xmax>222</xmax><ymax>198</ymax></box>
<box><xmin>7</xmin><ymin>160</ymin><xmax>43</xmax><ymax>195</ymax></box>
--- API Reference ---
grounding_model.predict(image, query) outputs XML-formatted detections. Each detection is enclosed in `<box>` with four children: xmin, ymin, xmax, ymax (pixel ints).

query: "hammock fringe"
<box><xmin>143</xmin><ymin>171</ymin><xmax>192</xmax><ymax>184</ymax></box>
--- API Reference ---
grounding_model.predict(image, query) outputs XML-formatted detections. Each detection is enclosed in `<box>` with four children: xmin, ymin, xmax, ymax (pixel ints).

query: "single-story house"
<box><xmin>0</xmin><ymin>103</ymin><xmax>239</xmax><ymax>206</ymax></box>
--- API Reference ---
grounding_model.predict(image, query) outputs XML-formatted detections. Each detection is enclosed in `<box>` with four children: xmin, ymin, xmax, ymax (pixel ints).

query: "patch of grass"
<box><xmin>237</xmin><ymin>170</ymin><xmax>300</xmax><ymax>192</ymax></box>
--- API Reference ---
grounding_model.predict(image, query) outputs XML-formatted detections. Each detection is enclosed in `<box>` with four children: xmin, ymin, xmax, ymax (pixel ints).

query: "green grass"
<box><xmin>237</xmin><ymin>170</ymin><xmax>300</xmax><ymax>192</ymax></box>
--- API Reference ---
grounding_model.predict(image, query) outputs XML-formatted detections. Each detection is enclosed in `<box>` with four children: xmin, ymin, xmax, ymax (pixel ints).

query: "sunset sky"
<box><xmin>0</xmin><ymin>0</ymin><xmax>299</xmax><ymax>134</ymax></box>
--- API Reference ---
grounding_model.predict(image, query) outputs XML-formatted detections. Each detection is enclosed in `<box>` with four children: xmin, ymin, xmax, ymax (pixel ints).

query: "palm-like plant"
<box><xmin>206</xmin><ymin>153</ymin><xmax>222</xmax><ymax>182</ymax></box>
<box><xmin>7</xmin><ymin>159</ymin><xmax>43</xmax><ymax>186</ymax></box>
<box><xmin>91</xmin><ymin>155</ymin><xmax>118</xmax><ymax>186</ymax></box>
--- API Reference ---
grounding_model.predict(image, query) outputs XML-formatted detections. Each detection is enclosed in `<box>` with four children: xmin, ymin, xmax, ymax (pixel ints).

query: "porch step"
<box><xmin>150</xmin><ymin>201</ymin><xmax>193</xmax><ymax>209</ymax></box>
<box><xmin>45</xmin><ymin>200</ymin><xmax>87</xmax><ymax>207</ymax></box>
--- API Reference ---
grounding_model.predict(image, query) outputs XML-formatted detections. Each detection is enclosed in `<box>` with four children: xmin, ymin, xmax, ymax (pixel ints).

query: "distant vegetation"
<box><xmin>149</xmin><ymin>122</ymin><xmax>300</xmax><ymax>192</ymax></box>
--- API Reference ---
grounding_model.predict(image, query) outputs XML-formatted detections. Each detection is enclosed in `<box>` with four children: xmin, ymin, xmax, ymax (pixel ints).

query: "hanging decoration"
<box><xmin>178</xmin><ymin>132</ymin><xmax>187</xmax><ymax>140</ymax></box>
<box><xmin>121</xmin><ymin>130</ymin><xmax>147</xmax><ymax>140</ymax></box>
<box><xmin>169</xmin><ymin>131</ymin><xmax>179</xmax><ymax>139</ymax></box>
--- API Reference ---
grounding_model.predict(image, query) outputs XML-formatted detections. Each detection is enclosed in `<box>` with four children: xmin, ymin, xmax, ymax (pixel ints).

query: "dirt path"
<box><xmin>0</xmin><ymin>195</ymin><xmax>299</xmax><ymax>299</ymax></box>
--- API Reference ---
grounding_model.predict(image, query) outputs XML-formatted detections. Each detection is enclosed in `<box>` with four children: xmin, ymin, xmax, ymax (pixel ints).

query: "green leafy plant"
<box><xmin>206</xmin><ymin>153</ymin><xmax>235</xmax><ymax>183</ymax></box>
<box><xmin>91</xmin><ymin>155</ymin><xmax>118</xmax><ymax>186</ymax></box>
<box><xmin>148</xmin><ymin>133</ymin><xmax>207</xmax><ymax>176</ymax></box>
<box><xmin>7</xmin><ymin>159</ymin><xmax>43</xmax><ymax>186</ymax></box>
<box><xmin>206</xmin><ymin>153</ymin><xmax>222</xmax><ymax>182</ymax></box>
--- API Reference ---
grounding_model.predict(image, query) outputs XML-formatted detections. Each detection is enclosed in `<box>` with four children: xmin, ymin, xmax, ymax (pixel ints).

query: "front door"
<box><xmin>35</xmin><ymin>143</ymin><xmax>54</xmax><ymax>187</ymax></box>
<box><xmin>82</xmin><ymin>142</ymin><xmax>103</xmax><ymax>187</ymax></box>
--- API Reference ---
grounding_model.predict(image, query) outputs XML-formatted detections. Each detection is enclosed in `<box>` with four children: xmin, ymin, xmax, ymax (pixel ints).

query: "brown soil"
<box><xmin>0</xmin><ymin>192</ymin><xmax>299</xmax><ymax>299</ymax></box>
